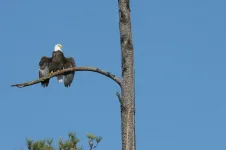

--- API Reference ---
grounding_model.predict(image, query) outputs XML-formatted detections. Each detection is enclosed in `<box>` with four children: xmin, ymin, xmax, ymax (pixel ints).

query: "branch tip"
<box><xmin>116</xmin><ymin>92</ymin><xmax>123</xmax><ymax>106</ymax></box>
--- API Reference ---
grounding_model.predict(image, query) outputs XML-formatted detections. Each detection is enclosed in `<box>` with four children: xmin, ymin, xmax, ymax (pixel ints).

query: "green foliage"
<box><xmin>26</xmin><ymin>138</ymin><xmax>54</xmax><ymax>150</ymax></box>
<box><xmin>86</xmin><ymin>133</ymin><xmax>103</xmax><ymax>150</ymax></box>
<box><xmin>25</xmin><ymin>132</ymin><xmax>102</xmax><ymax>150</ymax></box>
<box><xmin>86</xmin><ymin>133</ymin><xmax>96</xmax><ymax>140</ymax></box>
<box><xmin>95</xmin><ymin>136</ymin><xmax>103</xmax><ymax>143</ymax></box>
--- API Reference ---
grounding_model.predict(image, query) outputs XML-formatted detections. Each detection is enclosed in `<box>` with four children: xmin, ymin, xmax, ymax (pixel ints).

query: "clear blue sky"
<box><xmin>1</xmin><ymin>0</ymin><xmax>226</xmax><ymax>149</ymax></box>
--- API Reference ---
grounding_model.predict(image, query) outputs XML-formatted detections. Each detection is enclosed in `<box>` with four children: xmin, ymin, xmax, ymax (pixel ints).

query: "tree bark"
<box><xmin>118</xmin><ymin>0</ymin><xmax>136</xmax><ymax>149</ymax></box>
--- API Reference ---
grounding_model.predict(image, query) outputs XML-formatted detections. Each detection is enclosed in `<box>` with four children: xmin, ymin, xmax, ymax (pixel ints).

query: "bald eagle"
<box><xmin>39</xmin><ymin>44</ymin><xmax>76</xmax><ymax>87</ymax></box>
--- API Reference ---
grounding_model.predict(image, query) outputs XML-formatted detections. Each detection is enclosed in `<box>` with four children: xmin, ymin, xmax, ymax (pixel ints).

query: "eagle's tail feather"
<box><xmin>57</xmin><ymin>75</ymin><xmax>63</xmax><ymax>83</ymax></box>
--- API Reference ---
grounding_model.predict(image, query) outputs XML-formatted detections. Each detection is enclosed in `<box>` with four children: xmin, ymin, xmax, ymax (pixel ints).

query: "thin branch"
<box><xmin>11</xmin><ymin>67</ymin><xmax>122</xmax><ymax>88</ymax></box>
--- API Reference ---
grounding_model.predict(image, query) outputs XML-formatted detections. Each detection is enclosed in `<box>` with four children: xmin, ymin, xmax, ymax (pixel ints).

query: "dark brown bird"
<box><xmin>39</xmin><ymin>44</ymin><xmax>76</xmax><ymax>87</ymax></box>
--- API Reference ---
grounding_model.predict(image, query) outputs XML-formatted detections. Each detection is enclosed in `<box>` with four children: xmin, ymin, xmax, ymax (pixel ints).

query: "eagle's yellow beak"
<box><xmin>58</xmin><ymin>44</ymin><xmax>62</xmax><ymax>49</ymax></box>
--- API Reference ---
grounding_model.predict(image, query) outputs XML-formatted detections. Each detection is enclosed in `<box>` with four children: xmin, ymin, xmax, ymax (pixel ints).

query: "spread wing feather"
<box><xmin>63</xmin><ymin>57</ymin><xmax>76</xmax><ymax>87</ymax></box>
<box><xmin>39</xmin><ymin>56</ymin><xmax>51</xmax><ymax>87</ymax></box>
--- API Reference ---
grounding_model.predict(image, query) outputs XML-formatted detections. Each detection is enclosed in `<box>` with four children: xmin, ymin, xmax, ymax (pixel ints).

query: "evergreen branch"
<box><xmin>11</xmin><ymin>67</ymin><xmax>122</xmax><ymax>88</ymax></box>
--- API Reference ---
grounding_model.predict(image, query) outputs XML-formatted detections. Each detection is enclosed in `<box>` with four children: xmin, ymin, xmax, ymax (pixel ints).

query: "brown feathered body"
<box><xmin>39</xmin><ymin>50</ymin><xmax>76</xmax><ymax>87</ymax></box>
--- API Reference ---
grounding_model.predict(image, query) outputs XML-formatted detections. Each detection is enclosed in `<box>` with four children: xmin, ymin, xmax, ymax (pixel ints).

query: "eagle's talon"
<box><xmin>49</xmin><ymin>71</ymin><xmax>54</xmax><ymax>75</ymax></box>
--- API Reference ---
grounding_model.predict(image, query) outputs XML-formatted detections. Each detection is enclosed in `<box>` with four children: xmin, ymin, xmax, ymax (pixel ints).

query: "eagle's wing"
<box><xmin>39</xmin><ymin>56</ymin><xmax>51</xmax><ymax>87</ymax></box>
<box><xmin>63</xmin><ymin>57</ymin><xmax>76</xmax><ymax>87</ymax></box>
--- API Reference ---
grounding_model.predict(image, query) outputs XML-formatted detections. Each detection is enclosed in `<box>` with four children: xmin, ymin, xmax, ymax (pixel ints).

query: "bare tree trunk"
<box><xmin>118</xmin><ymin>0</ymin><xmax>136</xmax><ymax>149</ymax></box>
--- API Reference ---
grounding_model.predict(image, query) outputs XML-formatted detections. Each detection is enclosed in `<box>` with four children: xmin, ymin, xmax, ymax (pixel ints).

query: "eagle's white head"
<box><xmin>54</xmin><ymin>44</ymin><xmax>63</xmax><ymax>52</ymax></box>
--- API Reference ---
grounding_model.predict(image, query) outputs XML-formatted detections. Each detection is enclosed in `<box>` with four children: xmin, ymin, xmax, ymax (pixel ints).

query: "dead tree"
<box><xmin>12</xmin><ymin>0</ymin><xmax>135</xmax><ymax>149</ymax></box>
<box><xmin>118</xmin><ymin>0</ymin><xmax>136</xmax><ymax>149</ymax></box>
